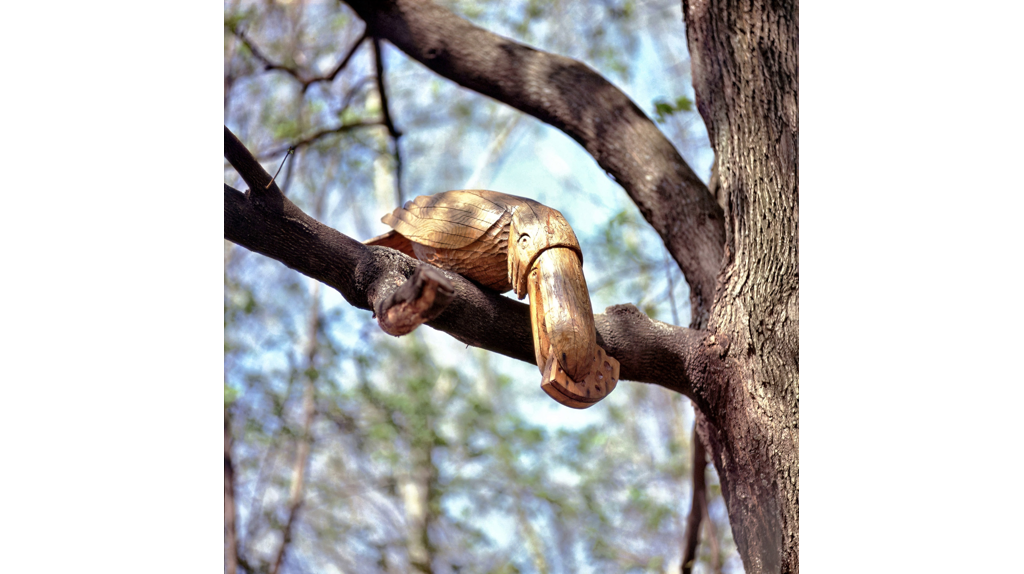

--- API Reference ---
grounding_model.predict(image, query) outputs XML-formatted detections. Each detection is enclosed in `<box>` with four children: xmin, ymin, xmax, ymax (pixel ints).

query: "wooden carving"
<box><xmin>366</xmin><ymin>189</ymin><xmax>619</xmax><ymax>409</ymax></box>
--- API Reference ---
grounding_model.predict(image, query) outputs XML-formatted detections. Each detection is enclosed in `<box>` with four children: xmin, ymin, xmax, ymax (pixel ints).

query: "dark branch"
<box><xmin>224</xmin><ymin>127</ymin><xmax>717</xmax><ymax>407</ymax></box>
<box><xmin>703</xmin><ymin>487</ymin><xmax>723</xmax><ymax>573</ymax></box>
<box><xmin>234</xmin><ymin>29</ymin><xmax>305</xmax><ymax>83</ymax></box>
<box><xmin>233</xmin><ymin>28</ymin><xmax>369</xmax><ymax>93</ymax></box>
<box><xmin>225</xmin><ymin>415</ymin><xmax>239</xmax><ymax>574</ymax></box>
<box><xmin>372</xmin><ymin>37</ymin><xmax>404</xmax><ymax>205</ymax></box>
<box><xmin>302</xmin><ymin>31</ymin><xmax>369</xmax><ymax>92</ymax></box>
<box><xmin>268</xmin><ymin>148</ymin><xmax>294</xmax><ymax>189</ymax></box>
<box><xmin>225</xmin><ymin>125</ymin><xmax>281</xmax><ymax>203</ymax></box>
<box><xmin>693</xmin><ymin>411</ymin><xmax>723</xmax><ymax>572</ymax></box>
<box><xmin>681</xmin><ymin>423</ymin><xmax>708</xmax><ymax>574</ymax></box>
<box><xmin>343</xmin><ymin>0</ymin><xmax>726</xmax><ymax>327</ymax></box>
<box><xmin>258</xmin><ymin>119</ymin><xmax>386</xmax><ymax>159</ymax></box>
<box><xmin>340</xmin><ymin>75</ymin><xmax>376</xmax><ymax>112</ymax></box>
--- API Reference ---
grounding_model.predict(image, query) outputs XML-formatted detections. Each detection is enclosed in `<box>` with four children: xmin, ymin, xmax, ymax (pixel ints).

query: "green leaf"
<box><xmin>652</xmin><ymin>95</ymin><xmax>694</xmax><ymax>123</ymax></box>
<box><xmin>224</xmin><ymin>384</ymin><xmax>239</xmax><ymax>407</ymax></box>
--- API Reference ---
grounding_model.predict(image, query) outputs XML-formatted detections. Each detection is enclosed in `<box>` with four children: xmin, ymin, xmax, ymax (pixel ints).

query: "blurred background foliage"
<box><xmin>224</xmin><ymin>0</ymin><xmax>740</xmax><ymax>572</ymax></box>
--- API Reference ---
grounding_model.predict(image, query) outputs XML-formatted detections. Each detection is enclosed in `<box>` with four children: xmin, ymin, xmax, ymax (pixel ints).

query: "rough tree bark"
<box><xmin>224</xmin><ymin>0</ymin><xmax>798</xmax><ymax>571</ymax></box>
<box><xmin>683</xmin><ymin>0</ymin><xmax>800</xmax><ymax>572</ymax></box>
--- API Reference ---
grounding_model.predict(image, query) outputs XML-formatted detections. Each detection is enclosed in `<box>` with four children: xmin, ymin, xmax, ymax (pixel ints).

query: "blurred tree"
<box><xmin>225</xmin><ymin>0</ymin><xmax>796</xmax><ymax>573</ymax></box>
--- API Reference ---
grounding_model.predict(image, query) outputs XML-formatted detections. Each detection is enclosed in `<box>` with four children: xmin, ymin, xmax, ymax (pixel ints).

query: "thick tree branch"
<box><xmin>224</xmin><ymin>127</ymin><xmax>718</xmax><ymax>407</ymax></box>
<box><xmin>225</xmin><ymin>125</ymin><xmax>284</xmax><ymax>202</ymax></box>
<box><xmin>342</xmin><ymin>0</ymin><xmax>725</xmax><ymax>327</ymax></box>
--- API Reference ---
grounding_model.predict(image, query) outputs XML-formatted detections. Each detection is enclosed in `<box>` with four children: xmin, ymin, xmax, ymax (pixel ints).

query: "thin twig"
<box><xmin>681</xmin><ymin>423</ymin><xmax>707</xmax><ymax>574</ymax></box>
<box><xmin>267</xmin><ymin>148</ymin><xmax>295</xmax><ymax>189</ymax></box>
<box><xmin>234</xmin><ymin>28</ymin><xmax>369</xmax><ymax>93</ymax></box>
<box><xmin>302</xmin><ymin>31</ymin><xmax>369</xmax><ymax>93</ymax></box>
<box><xmin>339</xmin><ymin>76</ymin><xmax>376</xmax><ymax>114</ymax></box>
<box><xmin>280</xmin><ymin>147</ymin><xmax>298</xmax><ymax>195</ymax></box>
<box><xmin>702</xmin><ymin>494</ymin><xmax>723</xmax><ymax>573</ymax></box>
<box><xmin>235</xmin><ymin>29</ymin><xmax>306</xmax><ymax>84</ymax></box>
<box><xmin>225</xmin><ymin>413</ymin><xmax>240</xmax><ymax>574</ymax></box>
<box><xmin>258</xmin><ymin>119</ymin><xmax>385</xmax><ymax>160</ymax></box>
<box><xmin>372</xmin><ymin>37</ymin><xmax>403</xmax><ymax>206</ymax></box>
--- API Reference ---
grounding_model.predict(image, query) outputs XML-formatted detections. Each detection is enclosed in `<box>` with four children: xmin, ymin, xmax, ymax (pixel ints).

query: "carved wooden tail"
<box><xmin>527</xmin><ymin>247</ymin><xmax>619</xmax><ymax>409</ymax></box>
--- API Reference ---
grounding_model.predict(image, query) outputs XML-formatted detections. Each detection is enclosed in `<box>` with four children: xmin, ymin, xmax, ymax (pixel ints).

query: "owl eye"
<box><xmin>517</xmin><ymin>234</ymin><xmax>531</xmax><ymax>247</ymax></box>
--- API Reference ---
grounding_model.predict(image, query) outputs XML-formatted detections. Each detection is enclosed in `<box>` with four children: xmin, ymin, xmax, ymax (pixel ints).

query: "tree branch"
<box><xmin>681</xmin><ymin>423</ymin><xmax>707</xmax><ymax>574</ymax></box>
<box><xmin>224</xmin><ymin>127</ymin><xmax>718</xmax><ymax>408</ymax></box>
<box><xmin>225</xmin><ymin>414</ymin><xmax>239</xmax><ymax>574</ymax></box>
<box><xmin>258</xmin><ymin>119</ymin><xmax>386</xmax><ymax>160</ymax></box>
<box><xmin>303</xmin><ymin>31</ymin><xmax>369</xmax><ymax>92</ymax></box>
<box><xmin>342</xmin><ymin>0</ymin><xmax>725</xmax><ymax>327</ymax></box>
<box><xmin>225</xmin><ymin>125</ymin><xmax>284</xmax><ymax>202</ymax></box>
<box><xmin>234</xmin><ymin>29</ymin><xmax>305</xmax><ymax>84</ymax></box>
<box><xmin>703</xmin><ymin>485</ymin><xmax>723</xmax><ymax>574</ymax></box>
<box><xmin>372</xmin><ymin>37</ymin><xmax>404</xmax><ymax>206</ymax></box>
<box><xmin>233</xmin><ymin>28</ymin><xmax>369</xmax><ymax>93</ymax></box>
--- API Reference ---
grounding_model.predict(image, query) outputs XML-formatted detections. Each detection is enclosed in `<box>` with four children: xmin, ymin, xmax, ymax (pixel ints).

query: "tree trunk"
<box><xmin>683</xmin><ymin>0</ymin><xmax>799</xmax><ymax>573</ymax></box>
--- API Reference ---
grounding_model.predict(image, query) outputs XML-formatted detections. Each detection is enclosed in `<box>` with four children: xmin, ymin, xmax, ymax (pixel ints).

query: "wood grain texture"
<box><xmin>364</xmin><ymin>229</ymin><xmax>417</xmax><ymax>258</ymax></box>
<box><xmin>529</xmin><ymin>248</ymin><xmax>617</xmax><ymax>408</ymax></box>
<box><xmin>367</xmin><ymin>189</ymin><xmax>619</xmax><ymax>408</ymax></box>
<box><xmin>382</xmin><ymin>190</ymin><xmax>510</xmax><ymax>249</ymax></box>
<box><xmin>527</xmin><ymin>248</ymin><xmax>594</xmax><ymax>382</ymax></box>
<box><xmin>540</xmin><ymin>346</ymin><xmax>618</xmax><ymax>409</ymax></box>
<box><xmin>411</xmin><ymin>211</ymin><xmax>511</xmax><ymax>292</ymax></box>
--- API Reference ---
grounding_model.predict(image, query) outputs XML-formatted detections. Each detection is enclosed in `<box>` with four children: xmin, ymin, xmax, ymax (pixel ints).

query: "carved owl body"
<box><xmin>366</xmin><ymin>189</ymin><xmax>618</xmax><ymax>409</ymax></box>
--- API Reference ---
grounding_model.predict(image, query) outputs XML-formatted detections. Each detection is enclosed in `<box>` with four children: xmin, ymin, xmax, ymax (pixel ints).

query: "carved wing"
<box><xmin>381</xmin><ymin>190</ymin><xmax>517</xmax><ymax>249</ymax></box>
<box><xmin>369</xmin><ymin>190</ymin><xmax>527</xmax><ymax>292</ymax></box>
<box><xmin>363</xmin><ymin>229</ymin><xmax>417</xmax><ymax>258</ymax></box>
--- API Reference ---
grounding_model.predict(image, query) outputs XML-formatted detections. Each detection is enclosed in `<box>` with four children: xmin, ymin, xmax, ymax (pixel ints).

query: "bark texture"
<box><xmin>683</xmin><ymin>0</ymin><xmax>800</xmax><ymax>572</ymax></box>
